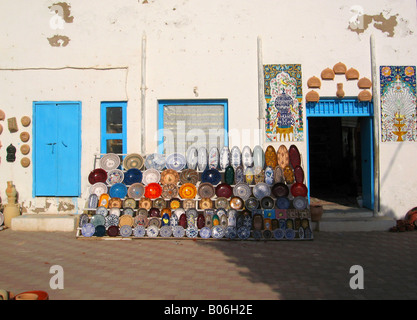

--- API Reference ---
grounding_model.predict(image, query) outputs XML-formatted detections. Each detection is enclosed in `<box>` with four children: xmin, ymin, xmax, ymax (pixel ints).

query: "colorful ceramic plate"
<box><xmin>186</xmin><ymin>226</ymin><xmax>198</xmax><ymax>238</ymax></box>
<box><xmin>241</xmin><ymin>146</ymin><xmax>253</xmax><ymax>168</ymax></box>
<box><xmin>293</xmin><ymin>196</ymin><xmax>307</xmax><ymax>210</ymax></box>
<box><xmin>133</xmin><ymin>225</ymin><xmax>146</xmax><ymax>237</ymax></box>
<box><xmin>179</xmin><ymin>169</ymin><xmax>199</xmax><ymax>185</ymax></box>
<box><xmin>160</xmin><ymin>225</ymin><xmax>173</xmax><ymax>238</ymax></box>
<box><xmin>91</xmin><ymin>214</ymin><xmax>105</xmax><ymax>227</ymax></box>
<box><xmin>123</xmin><ymin>198</ymin><xmax>136</xmax><ymax>209</ymax></box>
<box><xmin>285</xmin><ymin>228</ymin><xmax>295</xmax><ymax>240</ymax></box>
<box><xmin>253</xmin><ymin>182</ymin><xmax>271</xmax><ymax>199</ymax></box>
<box><xmin>144</xmin><ymin>153</ymin><xmax>166</xmax><ymax>171</ymax></box>
<box><xmin>294</xmin><ymin>165</ymin><xmax>304</xmax><ymax>183</ymax></box>
<box><xmin>88</xmin><ymin>194</ymin><xmax>98</xmax><ymax>208</ymax></box>
<box><xmin>99</xmin><ymin>193</ymin><xmax>110</xmax><ymax>208</ymax></box>
<box><xmin>108</xmin><ymin>197</ymin><xmax>122</xmax><ymax>208</ymax></box>
<box><xmin>106</xmin><ymin>169</ymin><xmax>124</xmax><ymax>186</ymax></box>
<box><xmin>89</xmin><ymin>182</ymin><xmax>108</xmax><ymax>197</ymax></box>
<box><xmin>179</xmin><ymin>183</ymin><xmax>197</xmax><ymax>199</ymax></box>
<box><xmin>219</xmin><ymin>146</ymin><xmax>230</xmax><ymax>170</ymax></box>
<box><xmin>245</xmin><ymin>197</ymin><xmax>259</xmax><ymax>211</ymax></box>
<box><xmin>88</xmin><ymin>168</ymin><xmax>107</xmax><ymax>185</ymax></box>
<box><xmin>199</xmin><ymin>198</ymin><xmax>213</xmax><ymax>209</ymax></box>
<box><xmin>160</xmin><ymin>169</ymin><xmax>180</xmax><ymax>185</ymax></box>
<box><xmin>212</xmin><ymin>225</ymin><xmax>225</xmax><ymax>239</ymax></box>
<box><xmin>237</xmin><ymin>226</ymin><xmax>250</xmax><ymax>240</ymax></box>
<box><xmin>197</xmin><ymin>147</ymin><xmax>208</xmax><ymax>171</ymax></box>
<box><xmin>123</xmin><ymin>207</ymin><xmax>135</xmax><ymax>216</ymax></box>
<box><xmin>215</xmin><ymin>183</ymin><xmax>233</xmax><ymax>198</ymax></box>
<box><xmin>186</xmin><ymin>147</ymin><xmax>198</xmax><ymax>170</ymax></box>
<box><xmin>265</xmin><ymin>166</ymin><xmax>275</xmax><ymax>185</ymax></box>
<box><xmin>166</xmin><ymin>153</ymin><xmax>186</xmax><ymax>171</ymax></box>
<box><xmin>215</xmin><ymin>197</ymin><xmax>229</xmax><ymax>209</ymax></box>
<box><xmin>198</xmin><ymin>182</ymin><xmax>215</xmax><ymax>199</ymax></box>
<box><xmin>229</xmin><ymin>196</ymin><xmax>244</xmax><ymax>210</ymax></box>
<box><xmin>208</xmin><ymin>147</ymin><xmax>219</xmax><ymax>169</ymax></box>
<box><xmin>119</xmin><ymin>225</ymin><xmax>132</xmax><ymax>237</ymax></box>
<box><xmin>127</xmin><ymin>183</ymin><xmax>145</xmax><ymax>200</ymax></box>
<box><xmin>199</xmin><ymin>226</ymin><xmax>211</xmax><ymax>239</ymax></box>
<box><xmin>291</xmin><ymin>183</ymin><xmax>308</xmax><ymax>197</ymax></box>
<box><xmin>123</xmin><ymin>168</ymin><xmax>143</xmax><ymax>185</ymax></box>
<box><xmin>144</xmin><ymin>183</ymin><xmax>162</xmax><ymax>199</ymax></box>
<box><xmin>201</xmin><ymin>168</ymin><xmax>221</xmax><ymax>185</ymax></box>
<box><xmin>148</xmin><ymin>217</ymin><xmax>161</xmax><ymax>228</ymax></box>
<box><xmin>233</xmin><ymin>182</ymin><xmax>252</xmax><ymax>201</ymax></box>
<box><xmin>234</xmin><ymin>166</ymin><xmax>244</xmax><ymax>184</ymax></box>
<box><xmin>109</xmin><ymin>183</ymin><xmax>127</xmax><ymax>199</ymax></box>
<box><xmin>153</xmin><ymin>198</ymin><xmax>166</xmax><ymax>209</ymax></box>
<box><xmin>265</xmin><ymin>145</ymin><xmax>277</xmax><ymax>168</ymax></box>
<box><xmin>173</xmin><ymin>225</ymin><xmax>185</xmax><ymax>238</ymax></box>
<box><xmin>78</xmin><ymin>213</ymin><xmax>89</xmax><ymax>227</ymax></box>
<box><xmin>142</xmin><ymin>168</ymin><xmax>161</xmax><ymax>185</ymax></box>
<box><xmin>123</xmin><ymin>153</ymin><xmax>144</xmax><ymax>170</ymax></box>
<box><xmin>100</xmin><ymin>153</ymin><xmax>120</xmax><ymax>171</ymax></box>
<box><xmin>274</xmin><ymin>166</ymin><xmax>284</xmax><ymax>183</ymax></box>
<box><xmin>146</xmin><ymin>225</ymin><xmax>159</xmax><ymax>237</ymax></box>
<box><xmin>230</xmin><ymin>146</ymin><xmax>241</xmax><ymax>168</ymax></box>
<box><xmin>277</xmin><ymin>145</ymin><xmax>289</xmax><ymax>170</ymax></box>
<box><xmin>81</xmin><ymin>223</ymin><xmax>95</xmax><ymax>237</ymax></box>
<box><xmin>161</xmin><ymin>183</ymin><xmax>179</xmax><ymax>200</ymax></box>
<box><xmin>225</xmin><ymin>226</ymin><xmax>237</xmax><ymax>239</ymax></box>
<box><xmin>105</xmin><ymin>214</ymin><xmax>119</xmax><ymax>228</ymax></box>
<box><xmin>119</xmin><ymin>214</ymin><xmax>134</xmax><ymax>227</ymax></box>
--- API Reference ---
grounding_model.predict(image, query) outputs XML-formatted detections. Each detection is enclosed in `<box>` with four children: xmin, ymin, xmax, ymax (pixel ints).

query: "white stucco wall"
<box><xmin>0</xmin><ymin>0</ymin><xmax>416</xmax><ymax>218</ymax></box>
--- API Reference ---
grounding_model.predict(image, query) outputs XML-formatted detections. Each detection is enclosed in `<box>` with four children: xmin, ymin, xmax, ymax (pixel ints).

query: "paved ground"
<box><xmin>1</xmin><ymin>228</ymin><xmax>417</xmax><ymax>300</ymax></box>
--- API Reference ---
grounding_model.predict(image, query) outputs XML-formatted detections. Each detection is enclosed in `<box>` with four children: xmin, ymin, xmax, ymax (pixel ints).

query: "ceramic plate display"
<box><xmin>91</xmin><ymin>214</ymin><xmax>105</xmax><ymax>227</ymax></box>
<box><xmin>264</xmin><ymin>166</ymin><xmax>275</xmax><ymax>185</ymax></box>
<box><xmin>253</xmin><ymin>145</ymin><xmax>265</xmax><ymax>169</ymax></box>
<box><xmin>197</xmin><ymin>147</ymin><xmax>208</xmax><ymax>171</ymax></box>
<box><xmin>170</xmin><ymin>198</ymin><xmax>181</xmax><ymax>210</ymax></box>
<box><xmin>119</xmin><ymin>214</ymin><xmax>134</xmax><ymax>227</ymax></box>
<box><xmin>225</xmin><ymin>226</ymin><xmax>237</xmax><ymax>239</ymax></box>
<box><xmin>123</xmin><ymin>207</ymin><xmax>135</xmax><ymax>216</ymax></box>
<box><xmin>229</xmin><ymin>196</ymin><xmax>244</xmax><ymax>210</ymax></box>
<box><xmin>276</xmin><ymin>197</ymin><xmax>290</xmax><ymax>209</ymax></box>
<box><xmin>145</xmin><ymin>153</ymin><xmax>166</xmax><ymax>171</ymax></box>
<box><xmin>179</xmin><ymin>168</ymin><xmax>199</xmax><ymax>185</ymax></box>
<box><xmin>105</xmin><ymin>214</ymin><xmax>119</xmax><ymax>228</ymax></box>
<box><xmin>254</xmin><ymin>168</ymin><xmax>264</xmax><ymax>184</ymax></box>
<box><xmin>94</xmin><ymin>225</ymin><xmax>106</xmax><ymax>237</ymax></box>
<box><xmin>108</xmin><ymin>197</ymin><xmax>122</xmax><ymax>209</ymax></box>
<box><xmin>173</xmin><ymin>225</ymin><xmax>185</xmax><ymax>238</ymax></box>
<box><xmin>161</xmin><ymin>183</ymin><xmax>179</xmax><ymax>200</ymax></box>
<box><xmin>146</xmin><ymin>225</ymin><xmax>159</xmax><ymax>237</ymax></box>
<box><xmin>186</xmin><ymin>147</ymin><xmax>198</xmax><ymax>170</ymax></box>
<box><xmin>233</xmin><ymin>182</ymin><xmax>252</xmax><ymax>201</ymax></box>
<box><xmin>109</xmin><ymin>183</ymin><xmax>127</xmax><ymax>199</ymax></box>
<box><xmin>274</xmin><ymin>166</ymin><xmax>284</xmax><ymax>183</ymax></box>
<box><xmin>265</xmin><ymin>145</ymin><xmax>278</xmax><ymax>168</ymax></box>
<box><xmin>123</xmin><ymin>198</ymin><xmax>136</xmax><ymax>209</ymax></box>
<box><xmin>283</xmin><ymin>166</ymin><xmax>295</xmax><ymax>184</ymax></box>
<box><xmin>123</xmin><ymin>153</ymin><xmax>144</xmax><ymax>170</ymax></box>
<box><xmin>106</xmin><ymin>169</ymin><xmax>124</xmax><ymax>186</ymax></box>
<box><xmin>199</xmin><ymin>226</ymin><xmax>211</xmax><ymax>239</ymax></box>
<box><xmin>99</xmin><ymin>193</ymin><xmax>110</xmax><ymax>208</ymax></box>
<box><xmin>271</xmin><ymin>182</ymin><xmax>289</xmax><ymax>198</ymax></box>
<box><xmin>81</xmin><ymin>223</ymin><xmax>95</xmax><ymax>237</ymax></box>
<box><xmin>212</xmin><ymin>225</ymin><xmax>225</xmax><ymax>239</ymax></box>
<box><xmin>298</xmin><ymin>227</ymin><xmax>305</xmax><ymax>239</ymax></box>
<box><xmin>144</xmin><ymin>183</ymin><xmax>162</xmax><ymax>199</ymax></box>
<box><xmin>230</xmin><ymin>146</ymin><xmax>241</xmax><ymax>168</ymax></box>
<box><xmin>133</xmin><ymin>225</ymin><xmax>146</xmax><ymax>237</ymax></box>
<box><xmin>201</xmin><ymin>168</ymin><xmax>221</xmax><ymax>185</ymax></box>
<box><xmin>244</xmin><ymin>166</ymin><xmax>254</xmax><ymax>184</ymax></box>
<box><xmin>123</xmin><ymin>168</ymin><xmax>143</xmax><ymax>185</ymax></box>
<box><xmin>142</xmin><ymin>168</ymin><xmax>160</xmax><ymax>185</ymax></box>
<box><xmin>179</xmin><ymin>183</ymin><xmax>197</xmax><ymax>199</ymax></box>
<box><xmin>224</xmin><ymin>166</ymin><xmax>234</xmax><ymax>185</ymax></box>
<box><xmin>241</xmin><ymin>146</ymin><xmax>253</xmax><ymax>168</ymax></box>
<box><xmin>234</xmin><ymin>165</ymin><xmax>244</xmax><ymax>184</ymax></box>
<box><xmin>285</xmin><ymin>228</ymin><xmax>295</xmax><ymax>240</ymax></box>
<box><xmin>88</xmin><ymin>168</ymin><xmax>107</xmax><ymax>184</ymax></box>
<box><xmin>100</xmin><ymin>153</ymin><xmax>120</xmax><ymax>171</ymax></box>
<box><xmin>252</xmin><ymin>229</ymin><xmax>262</xmax><ymax>240</ymax></box>
<box><xmin>78</xmin><ymin>213</ymin><xmax>89</xmax><ymax>227</ymax></box>
<box><xmin>127</xmin><ymin>183</ymin><xmax>145</xmax><ymax>200</ymax></box>
<box><xmin>186</xmin><ymin>226</ymin><xmax>198</xmax><ymax>238</ymax></box>
<box><xmin>291</xmin><ymin>183</ymin><xmax>308</xmax><ymax>197</ymax></box>
<box><xmin>199</xmin><ymin>198</ymin><xmax>213</xmax><ymax>210</ymax></box>
<box><xmin>166</xmin><ymin>153</ymin><xmax>186</xmax><ymax>171</ymax></box>
<box><xmin>215</xmin><ymin>197</ymin><xmax>229</xmax><ymax>209</ymax></box>
<box><xmin>293</xmin><ymin>196</ymin><xmax>307</xmax><ymax>210</ymax></box>
<box><xmin>263</xmin><ymin>229</ymin><xmax>272</xmax><ymax>239</ymax></box>
<box><xmin>273</xmin><ymin>228</ymin><xmax>285</xmax><ymax>240</ymax></box>
<box><xmin>160</xmin><ymin>225</ymin><xmax>173</xmax><ymax>238</ymax></box>
<box><xmin>88</xmin><ymin>194</ymin><xmax>98</xmax><ymax>208</ymax></box>
<box><xmin>237</xmin><ymin>226</ymin><xmax>250</xmax><ymax>240</ymax></box>
<box><xmin>89</xmin><ymin>182</ymin><xmax>108</xmax><ymax>198</ymax></box>
<box><xmin>219</xmin><ymin>146</ymin><xmax>230</xmax><ymax>170</ymax></box>
<box><xmin>294</xmin><ymin>165</ymin><xmax>304</xmax><ymax>183</ymax></box>
<box><xmin>289</xmin><ymin>144</ymin><xmax>301</xmax><ymax>168</ymax></box>
<box><xmin>107</xmin><ymin>225</ymin><xmax>119</xmax><ymax>237</ymax></box>
<box><xmin>109</xmin><ymin>207</ymin><xmax>121</xmax><ymax>217</ymax></box>
<box><xmin>208</xmin><ymin>147</ymin><xmax>219</xmax><ymax>169</ymax></box>
<box><xmin>253</xmin><ymin>182</ymin><xmax>271</xmax><ymax>199</ymax></box>
<box><xmin>96</xmin><ymin>206</ymin><xmax>108</xmax><ymax>217</ymax></box>
<box><xmin>245</xmin><ymin>197</ymin><xmax>259</xmax><ymax>211</ymax></box>
<box><xmin>120</xmin><ymin>225</ymin><xmax>132</xmax><ymax>237</ymax></box>
<box><xmin>277</xmin><ymin>145</ymin><xmax>289</xmax><ymax>170</ymax></box>
<box><xmin>215</xmin><ymin>183</ymin><xmax>233</xmax><ymax>198</ymax></box>
<box><xmin>197</xmin><ymin>182</ymin><xmax>215</xmax><ymax>199</ymax></box>
<box><xmin>160</xmin><ymin>169</ymin><xmax>180</xmax><ymax>185</ymax></box>
<box><xmin>148</xmin><ymin>217</ymin><xmax>162</xmax><ymax>228</ymax></box>
<box><xmin>153</xmin><ymin>198</ymin><xmax>166</xmax><ymax>210</ymax></box>
<box><xmin>260</xmin><ymin>196</ymin><xmax>275</xmax><ymax>209</ymax></box>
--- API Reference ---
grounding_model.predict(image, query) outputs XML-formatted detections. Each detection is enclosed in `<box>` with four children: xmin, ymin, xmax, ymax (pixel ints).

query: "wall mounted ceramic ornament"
<box><xmin>0</xmin><ymin>123</ymin><xmax>2</xmax><ymax>135</ymax></box>
<box><xmin>336</xmin><ymin>83</ymin><xmax>345</xmax><ymax>98</ymax></box>
<box><xmin>6</xmin><ymin>144</ymin><xmax>16</xmax><ymax>162</ymax></box>
<box><xmin>358</xmin><ymin>77</ymin><xmax>372</xmax><ymax>89</ymax></box>
<box><xmin>321</xmin><ymin>68</ymin><xmax>335</xmax><ymax>80</ymax></box>
<box><xmin>21</xmin><ymin>116</ymin><xmax>31</xmax><ymax>127</ymax></box>
<box><xmin>333</xmin><ymin>62</ymin><xmax>347</xmax><ymax>74</ymax></box>
<box><xmin>0</xmin><ymin>110</ymin><xmax>5</xmax><ymax>120</ymax></box>
<box><xmin>21</xmin><ymin>157</ymin><xmax>30</xmax><ymax>168</ymax></box>
<box><xmin>20</xmin><ymin>132</ymin><xmax>30</xmax><ymax>142</ymax></box>
<box><xmin>306</xmin><ymin>90</ymin><xmax>320</xmax><ymax>102</ymax></box>
<box><xmin>20</xmin><ymin>144</ymin><xmax>30</xmax><ymax>155</ymax></box>
<box><xmin>307</xmin><ymin>76</ymin><xmax>321</xmax><ymax>88</ymax></box>
<box><xmin>358</xmin><ymin>90</ymin><xmax>372</xmax><ymax>102</ymax></box>
<box><xmin>8</xmin><ymin>117</ymin><xmax>18</xmax><ymax>133</ymax></box>
<box><xmin>346</xmin><ymin>68</ymin><xmax>360</xmax><ymax>80</ymax></box>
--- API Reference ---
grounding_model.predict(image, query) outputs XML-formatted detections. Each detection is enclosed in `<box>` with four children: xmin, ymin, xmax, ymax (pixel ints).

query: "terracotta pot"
<box><xmin>310</xmin><ymin>204</ymin><xmax>323</xmax><ymax>222</ymax></box>
<box><xmin>15</xmin><ymin>293</ymin><xmax>39</xmax><ymax>300</ymax></box>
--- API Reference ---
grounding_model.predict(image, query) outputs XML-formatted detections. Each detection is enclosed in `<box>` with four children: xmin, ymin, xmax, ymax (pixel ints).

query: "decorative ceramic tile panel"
<box><xmin>263</xmin><ymin>64</ymin><xmax>303</xmax><ymax>142</ymax></box>
<box><xmin>380</xmin><ymin>66</ymin><xmax>416</xmax><ymax>142</ymax></box>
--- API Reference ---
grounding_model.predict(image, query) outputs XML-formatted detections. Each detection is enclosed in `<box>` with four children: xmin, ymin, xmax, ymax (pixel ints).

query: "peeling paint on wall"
<box><xmin>348</xmin><ymin>11</ymin><xmax>401</xmax><ymax>37</ymax></box>
<box><xmin>47</xmin><ymin>35</ymin><xmax>71</xmax><ymax>47</ymax></box>
<box><xmin>48</xmin><ymin>2</ymin><xmax>73</xmax><ymax>47</ymax></box>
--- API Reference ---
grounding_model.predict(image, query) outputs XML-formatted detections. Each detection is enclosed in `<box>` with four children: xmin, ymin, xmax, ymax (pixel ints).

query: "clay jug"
<box><xmin>336</xmin><ymin>83</ymin><xmax>345</xmax><ymax>98</ymax></box>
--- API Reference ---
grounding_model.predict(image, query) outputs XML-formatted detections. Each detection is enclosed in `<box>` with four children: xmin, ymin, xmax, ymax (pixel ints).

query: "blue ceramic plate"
<box><xmin>212</xmin><ymin>225</ymin><xmax>225</xmax><ymax>239</ymax></box>
<box><xmin>109</xmin><ymin>183</ymin><xmax>128</xmax><ymax>199</ymax></box>
<box><xmin>133</xmin><ymin>225</ymin><xmax>146</xmax><ymax>237</ymax></box>
<box><xmin>199</xmin><ymin>226</ymin><xmax>211</xmax><ymax>239</ymax></box>
<box><xmin>81</xmin><ymin>223</ymin><xmax>95</xmax><ymax>237</ymax></box>
<box><xmin>91</xmin><ymin>214</ymin><xmax>105</xmax><ymax>227</ymax></box>
<box><xmin>123</xmin><ymin>168</ymin><xmax>143</xmax><ymax>185</ymax></box>
<box><xmin>96</xmin><ymin>206</ymin><xmax>108</xmax><ymax>216</ymax></box>
<box><xmin>160</xmin><ymin>226</ymin><xmax>173</xmax><ymax>238</ymax></box>
<box><xmin>225</xmin><ymin>226</ymin><xmax>237</xmax><ymax>239</ymax></box>
<box><xmin>145</xmin><ymin>153</ymin><xmax>166</xmax><ymax>171</ymax></box>
<box><xmin>147</xmin><ymin>225</ymin><xmax>159</xmax><ymax>237</ymax></box>
<box><xmin>253</xmin><ymin>229</ymin><xmax>262</xmax><ymax>240</ymax></box>
<box><xmin>237</xmin><ymin>226</ymin><xmax>250</xmax><ymax>240</ymax></box>
<box><xmin>105</xmin><ymin>214</ymin><xmax>119</xmax><ymax>228</ymax></box>
<box><xmin>285</xmin><ymin>228</ymin><xmax>295</xmax><ymax>240</ymax></box>
<box><xmin>94</xmin><ymin>225</ymin><xmax>106</xmax><ymax>237</ymax></box>
<box><xmin>276</xmin><ymin>197</ymin><xmax>290</xmax><ymax>209</ymax></box>
<box><xmin>173</xmin><ymin>225</ymin><xmax>185</xmax><ymax>238</ymax></box>
<box><xmin>166</xmin><ymin>153</ymin><xmax>186</xmax><ymax>171</ymax></box>
<box><xmin>273</xmin><ymin>228</ymin><xmax>285</xmax><ymax>240</ymax></box>
<box><xmin>120</xmin><ymin>225</ymin><xmax>132</xmax><ymax>237</ymax></box>
<box><xmin>186</xmin><ymin>226</ymin><xmax>198</xmax><ymax>238</ymax></box>
<box><xmin>78</xmin><ymin>213</ymin><xmax>89</xmax><ymax>227</ymax></box>
<box><xmin>201</xmin><ymin>168</ymin><xmax>221</xmax><ymax>185</ymax></box>
<box><xmin>253</xmin><ymin>182</ymin><xmax>271</xmax><ymax>200</ymax></box>
<box><xmin>293</xmin><ymin>196</ymin><xmax>307</xmax><ymax>210</ymax></box>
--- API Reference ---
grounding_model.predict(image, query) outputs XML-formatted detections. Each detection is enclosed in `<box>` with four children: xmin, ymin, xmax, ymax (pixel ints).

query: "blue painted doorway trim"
<box><xmin>33</xmin><ymin>101</ymin><xmax>82</xmax><ymax>197</ymax></box>
<box><xmin>306</xmin><ymin>98</ymin><xmax>374</xmax><ymax>210</ymax></box>
<box><xmin>100</xmin><ymin>101</ymin><xmax>127</xmax><ymax>156</ymax></box>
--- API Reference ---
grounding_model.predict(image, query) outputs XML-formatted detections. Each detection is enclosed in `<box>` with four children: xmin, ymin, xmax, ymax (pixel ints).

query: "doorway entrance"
<box><xmin>306</xmin><ymin>99</ymin><xmax>374</xmax><ymax>210</ymax></box>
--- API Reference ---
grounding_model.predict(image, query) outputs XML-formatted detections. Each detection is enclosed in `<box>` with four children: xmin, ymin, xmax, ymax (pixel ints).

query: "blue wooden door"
<box><xmin>33</xmin><ymin>102</ymin><xmax>81</xmax><ymax>196</ymax></box>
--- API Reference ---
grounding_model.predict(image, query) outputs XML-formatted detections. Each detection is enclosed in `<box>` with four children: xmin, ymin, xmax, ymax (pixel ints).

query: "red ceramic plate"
<box><xmin>291</xmin><ymin>183</ymin><xmax>308</xmax><ymax>197</ymax></box>
<box><xmin>215</xmin><ymin>183</ymin><xmax>233</xmax><ymax>198</ymax></box>
<box><xmin>289</xmin><ymin>145</ymin><xmax>301</xmax><ymax>168</ymax></box>
<box><xmin>294</xmin><ymin>165</ymin><xmax>304</xmax><ymax>183</ymax></box>
<box><xmin>88</xmin><ymin>168</ymin><xmax>107</xmax><ymax>184</ymax></box>
<box><xmin>144</xmin><ymin>183</ymin><xmax>162</xmax><ymax>199</ymax></box>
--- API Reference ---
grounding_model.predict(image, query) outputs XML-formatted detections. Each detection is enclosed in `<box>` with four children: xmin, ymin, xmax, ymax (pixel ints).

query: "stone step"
<box><xmin>11</xmin><ymin>214</ymin><xmax>78</xmax><ymax>232</ymax></box>
<box><xmin>315</xmin><ymin>215</ymin><xmax>396</xmax><ymax>232</ymax></box>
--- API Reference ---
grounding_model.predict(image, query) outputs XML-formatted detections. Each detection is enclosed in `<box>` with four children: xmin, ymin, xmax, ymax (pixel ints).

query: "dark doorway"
<box><xmin>308</xmin><ymin>117</ymin><xmax>363</xmax><ymax>207</ymax></box>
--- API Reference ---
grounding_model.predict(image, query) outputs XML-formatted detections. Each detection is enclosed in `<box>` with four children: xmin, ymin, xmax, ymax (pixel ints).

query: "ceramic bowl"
<box><xmin>201</xmin><ymin>168</ymin><xmax>221</xmax><ymax>185</ymax></box>
<box><xmin>215</xmin><ymin>183</ymin><xmax>233</xmax><ymax>198</ymax></box>
<box><xmin>109</xmin><ymin>183</ymin><xmax>128</xmax><ymax>199</ymax></box>
<box><xmin>127</xmin><ymin>183</ymin><xmax>145</xmax><ymax>199</ymax></box>
<box><xmin>179</xmin><ymin>183</ymin><xmax>197</xmax><ymax>199</ymax></box>
<box><xmin>271</xmin><ymin>182</ymin><xmax>289</xmax><ymax>198</ymax></box>
<box><xmin>88</xmin><ymin>168</ymin><xmax>107</xmax><ymax>184</ymax></box>
<box><xmin>123</xmin><ymin>153</ymin><xmax>144</xmax><ymax>170</ymax></box>
<box><xmin>123</xmin><ymin>168</ymin><xmax>143</xmax><ymax>185</ymax></box>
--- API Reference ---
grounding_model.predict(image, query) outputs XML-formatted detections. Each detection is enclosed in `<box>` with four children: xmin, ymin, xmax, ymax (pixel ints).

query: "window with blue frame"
<box><xmin>157</xmin><ymin>99</ymin><xmax>228</xmax><ymax>154</ymax></box>
<box><xmin>101</xmin><ymin>102</ymin><xmax>127</xmax><ymax>156</ymax></box>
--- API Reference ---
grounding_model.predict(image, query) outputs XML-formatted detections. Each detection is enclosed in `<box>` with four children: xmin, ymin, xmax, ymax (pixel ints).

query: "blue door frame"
<box><xmin>100</xmin><ymin>101</ymin><xmax>127</xmax><ymax>155</ymax></box>
<box><xmin>306</xmin><ymin>99</ymin><xmax>374</xmax><ymax>210</ymax></box>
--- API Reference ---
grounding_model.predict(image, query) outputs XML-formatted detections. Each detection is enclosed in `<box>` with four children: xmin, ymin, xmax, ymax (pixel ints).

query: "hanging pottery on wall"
<box><xmin>20</xmin><ymin>144</ymin><xmax>30</xmax><ymax>155</ymax></box>
<box><xmin>333</xmin><ymin>62</ymin><xmax>347</xmax><ymax>74</ymax></box>
<box><xmin>6</xmin><ymin>144</ymin><xmax>16</xmax><ymax>162</ymax></box>
<box><xmin>0</xmin><ymin>123</ymin><xmax>3</xmax><ymax>135</ymax></box>
<box><xmin>0</xmin><ymin>110</ymin><xmax>5</xmax><ymax>120</ymax></box>
<box><xmin>21</xmin><ymin>116</ymin><xmax>31</xmax><ymax>127</ymax></box>
<box><xmin>8</xmin><ymin>117</ymin><xmax>18</xmax><ymax>133</ymax></box>
<box><xmin>20</xmin><ymin>132</ymin><xmax>30</xmax><ymax>142</ymax></box>
<box><xmin>336</xmin><ymin>83</ymin><xmax>345</xmax><ymax>98</ymax></box>
<box><xmin>21</xmin><ymin>157</ymin><xmax>31</xmax><ymax>168</ymax></box>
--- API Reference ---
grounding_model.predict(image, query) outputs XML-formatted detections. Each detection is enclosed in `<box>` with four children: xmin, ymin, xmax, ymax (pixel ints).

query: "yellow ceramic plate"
<box><xmin>179</xmin><ymin>183</ymin><xmax>197</xmax><ymax>199</ymax></box>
